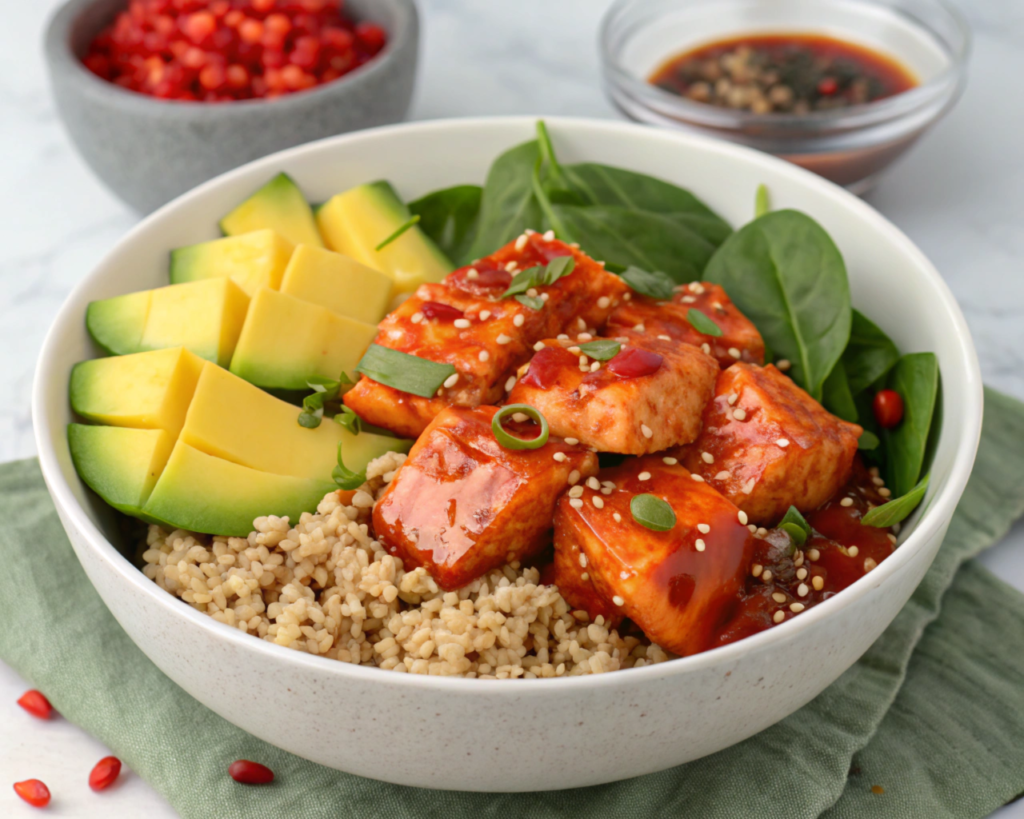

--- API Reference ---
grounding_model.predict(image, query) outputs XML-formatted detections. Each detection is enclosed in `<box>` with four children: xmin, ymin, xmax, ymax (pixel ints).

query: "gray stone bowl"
<box><xmin>44</xmin><ymin>0</ymin><xmax>419</xmax><ymax>214</ymax></box>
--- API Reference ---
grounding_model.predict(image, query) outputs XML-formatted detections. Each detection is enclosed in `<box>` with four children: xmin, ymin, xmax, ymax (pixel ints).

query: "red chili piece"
<box><xmin>520</xmin><ymin>347</ymin><xmax>566</xmax><ymax>390</ymax></box>
<box><xmin>13</xmin><ymin>779</ymin><xmax>51</xmax><ymax>808</ymax></box>
<box><xmin>419</xmin><ymin>301</ymin><xmax>465</xmax><ymax>322</ymax></box>
<box><xmin>606</xmin><ymin>347</ymin><xmax>664</xmax><ymax>378</ymax></box>
<box><xmin>17</xmin><ymin>690</ymin><xmax>53</xmax><ymax>720</ymax></box>
<box><xmin>872</xmin><ymin>389</ymin><xmax>904</xmax><ymax>429</ymax></box>
<box><xmin>89</xmin><ymin>756</ymin><xmax>123</xmax><ymax>792</ymax></box>
<box><xmin>229</xmin><ymin>760</ymin><xmax>275</xmax><ymax>785</ymax></box>
<box><xmin>817</xmin><ymin>76</ymin><xmax>839</xmax><ymax>95</ymax></box>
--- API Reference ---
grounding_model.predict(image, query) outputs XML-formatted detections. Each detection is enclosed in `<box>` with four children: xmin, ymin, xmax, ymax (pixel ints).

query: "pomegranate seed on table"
<box><xmin>872</xmin><ymin>389</ymin><xmax>904</xmax><ymax>429</ymax></box>
<box><xmin>17</xmin><ymin>690</ymin><xmax>53</xmax><ymax>720</ymax></box>
<box><xmin>13</xmin><ymin>779</ymin><xmax>51</xmax><ymax>808</ymax></box>
<box><xmin>88</xmin><ymin>756</ymin><xmax>123</xmax><ymax>792</ymax></box>
<box><xmin>229</xmin><ymin>760</ymin><xmax>275</xmax><ymax>785</ymax></box>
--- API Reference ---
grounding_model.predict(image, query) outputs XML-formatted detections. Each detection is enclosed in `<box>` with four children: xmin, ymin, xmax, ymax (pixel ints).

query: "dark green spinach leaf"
<box><xmin>882</xmin><ymin>353</ymin><xmax>939</xmax><ymax>498</ymax></box>
<box><xmin>861</xmin><ymin>473</ymin><xmax>929</xmax><ymax>528</ymax></box>
<box><xmin>843</xmin><ymin>309</ymin><xmax>900</xmax><ymax>395</ymax></box>
<box><xmin>822</xmin><ymin>361</ymin><xmax>858</xmax><ymax>423</ymax></box>
<box><xmin>409</xmin><ymin>185</ymin><xmax>481</xmax><ymax>263</ymax></box>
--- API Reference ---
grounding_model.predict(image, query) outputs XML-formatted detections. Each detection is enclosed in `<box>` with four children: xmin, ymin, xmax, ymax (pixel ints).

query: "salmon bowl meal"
<box><xmin>34</xmin><ymin>117</ymin><xmax>980</xmax><ymax>789</ymax></box>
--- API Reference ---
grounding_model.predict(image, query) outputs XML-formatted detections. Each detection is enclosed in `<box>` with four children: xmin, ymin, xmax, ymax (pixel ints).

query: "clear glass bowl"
<box><xmin>600</xmin><ymin>0</ymin><xmax>970</xmax><ymax>193</ymax></box>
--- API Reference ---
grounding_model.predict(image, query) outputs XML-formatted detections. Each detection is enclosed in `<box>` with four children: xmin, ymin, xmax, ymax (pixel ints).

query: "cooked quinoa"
<box><xmin>140</xmin><ymin>451</ymin><xmax>670</xmax><ymax>678</ymax></box>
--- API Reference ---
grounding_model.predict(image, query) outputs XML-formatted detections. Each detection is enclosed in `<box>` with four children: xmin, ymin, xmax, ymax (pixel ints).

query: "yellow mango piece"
<box><xmin>170</xmin><ymin>229</ymin><xmax>294</xmax><ymax>297</ymax></box>
<box><xmin>279</xmin><ymin>244</ymin><xmax>392</xmax><ymax>326</ymax></box>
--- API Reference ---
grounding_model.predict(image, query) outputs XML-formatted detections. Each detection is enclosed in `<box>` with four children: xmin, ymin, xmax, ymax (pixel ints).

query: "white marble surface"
<box><xmin>2</xmin><ymin>0</ymin><xmax>1023</xmax><ymax>816</ymax></box>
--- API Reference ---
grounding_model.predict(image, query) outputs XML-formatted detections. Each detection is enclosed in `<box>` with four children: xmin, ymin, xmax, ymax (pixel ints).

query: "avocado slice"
<box><xmin>86</xmin><ymin>278</ymin><xmax>250</xmax><ymax>367</ymax></box>
<box><xmin>68</xmin><ymin>424</ymin><xmax>175</xmax><ymax>520</ymax></box>
<box><xmin>219</xmin><ymin>173</ymin><xmax>323</xmax><ymax>248</ymax></box>
<box><xmin>70</xmin><ymin>347</ymin><xmax>205</xmax><ymax>436</ymax></box>
<box><xmin>279</xmin><ymin>244</ymin><xmax>392</xmax><ymax>326</ymax></box>
<box><xmin>316</xmin><ymin>181</ymin><xmax>453</xmax><ymax>296</ymax></box>
<box><xmin>229</xmin><ymin>288</ymin><xmax>376</xmax><ymax>391</ymax></box>
<box><xmin>142</xmin><ymin>441</ymin><xmax>337</xmax><ymax>537</ymax></box>
<box><xmin>181</xmin><ymin>362</ymin><xmax>408</xmax><ymax>481</ymax></box>
<box><xmin>170</xmin><ymin>228</ymin><xmax>294</xmax><ymax>297</ymax></box>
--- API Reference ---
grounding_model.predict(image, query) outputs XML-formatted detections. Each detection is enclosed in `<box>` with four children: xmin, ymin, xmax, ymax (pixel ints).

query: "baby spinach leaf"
<box><xmin>861</xmin><ymin>473</ymin><xmax>929</xmax><ymax>528</ymax></box>
<box><xmin>464</xmin><ymin>140</ymin><xmax>545</xmax><ymax>264</ymax></box>
<box><xmin>619</xmin><ymin>266</ymin><xmax>676</xmax><ymax>300</ymax></box>
<box><xmin>858</xmin><ymin>430</ymin><xmax>880</xmax><ymax>451</ymax></box>
<box><xmin>822</xmin><ymin>361</ymin><xmax>858</xmax><ymax>423</ymax></box>
<box><xmin>409</xmin><ymin>185</ymin><xmax>481</xmax><ymax>263</ymax></box>
<box><xmin>704</xmin><ymin>209</ymin><xmax>851</xmax><ymax>400</ymax></box>
<box><xmin>882</xmin><ymin>353</ymin><xmax>939</xmax><ymax>498</ymax></box>
<box><xmin>686</xmin><ymin>308</ymin><xmax>722</xmax><ymax>337</ymax></box>
<box><xmin>560</xmin><ymin>162</ymin><xmax>722</xmax><ymax>220</ymax></box>
<box><xmin>842</xmin><ymin>309</ymin><xmax>900</xmax><ymax>396</ymax></box>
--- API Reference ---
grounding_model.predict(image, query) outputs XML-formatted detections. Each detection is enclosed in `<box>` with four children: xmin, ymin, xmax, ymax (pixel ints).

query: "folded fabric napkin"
<box><xmin>2</xmin><ymin>387</ymin><xmax>1023</xmax><ymax>818</ymax></box>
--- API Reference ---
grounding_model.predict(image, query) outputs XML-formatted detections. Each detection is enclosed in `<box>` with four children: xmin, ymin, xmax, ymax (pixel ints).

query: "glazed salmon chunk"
<box><xmin>508</xmin><ymin>335</ymin><xmax>717</xmax><ymax>455</ymax></box>
<box><xmin>680</xmin><ymin>363</ymin><xmax>863</xmax><ymax>525</ymax></box>
<box><xmin>608</xmin><ymin>281</ymin><xmax>765</xmax><ymax>368</ymax></box>
<box><xmin>344</xmin><ymin>233</ymin><xmax>628</xmax><ymax>438</ymax></box>
<box><xmin>373</xmin><ymin>405</ymin><xmax>599</xmax><ymax>590</ymax></box>
<box><xmin>553</xmin><ymin>456</ymin><xmax>756</xmax><ymax>656</ymax></box>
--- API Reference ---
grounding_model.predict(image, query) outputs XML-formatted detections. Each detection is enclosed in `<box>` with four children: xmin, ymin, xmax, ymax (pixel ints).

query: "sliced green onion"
<box><xmin>686</xmin><ymin>308</ymin><xmax>723</xmax><ymax>337</ymax></box>
<box><xmin>630</xmin><ymin>494</ymin><xmax>676</xmax><ymax>532</ymax></box>
<box><xmin>335</xmin><ymin>406</ymin><xmax>362</xmax><ymax>435</ymax></box>
<box><xmin>297</xmin><ymin>374</ymin><xmax>351</xmax><ymax>428</ymax></box>
<box><xmin>619</xmin><ymin>266</ymin><xmax>676</xmax><ymax>300</ymax></box>
<box><xmin>375</xmin><ymin>214</ymin><xmax>421</xmax><ymax>252</ymax></box>
<box><xmin>355</xmin><ymin>344</ymin><xmax>456</xmax><ymax>399</ymax></box>
<box><xmin>491</xmin><ymin>404</ymin><xmax>550</xmax><ymax>450</ymax></box>
<box><xmin>755</xmin><ymin>183</ymin><xmax>771</xmax><ymax>218</ymax></box>
<box><xmin>861</xmin><ymin>473</ymin><xmax>929</xmax><ymax>528</ymax></box>
<box><xmin>332</xmin><ymin>441</ymin><xmax>366</xmax><ymax>490</ymax></box>
<box><xmin>515</xmin><ymin>294</ymin><xmax>545</xmax><ymax>310</ymax></box>
<box><xmin>578</xmin><ymin>339</ymin><xmax>621</xmax><ymax>361</ymax></box>
<box><xmin>778</xmin><ymin>505</ymin><xmax>811</xmax><ymax>546</ymax></box>
<box><xmin>857</xmin><ymin>430</ymin><xmax>880</xmax><ymax>451</ymax></box>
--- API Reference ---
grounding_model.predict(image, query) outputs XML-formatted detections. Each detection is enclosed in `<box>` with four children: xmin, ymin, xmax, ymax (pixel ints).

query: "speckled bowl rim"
<box><xmin>44</xmin><ymin>0</ymin><xmax>417</xmax><ymax>115</ymax></box>
<box><xmin>33</xmin><ymin>116</ymin><xmax>983</xmax><ymax>695</ymax></box>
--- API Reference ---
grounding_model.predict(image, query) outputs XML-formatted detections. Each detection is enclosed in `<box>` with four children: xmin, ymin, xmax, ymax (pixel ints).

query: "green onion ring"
<box><xmin>492</xmin><ymin>404</ymin><xmax>550</xmax><ymax>450</ymax></box>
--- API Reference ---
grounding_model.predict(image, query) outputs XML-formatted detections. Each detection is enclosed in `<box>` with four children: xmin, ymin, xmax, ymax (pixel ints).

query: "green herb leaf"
<box><xmin>500</xmin><ymin>256</ymin><xmax>575</xmax><ymax>299</ymax></box>
<box><xmin>686</xmin><ymin>308</ymin><xmax>723</xmax><ymax>337</ymax></box>
<box><xmin>842</xmin><ymin>309</ymin><xmax>901</xmax><ymax>395</ymax></box>
<box><xmin>298</xmin><ymin>406</ymin><xmax>323</xmax><ymax>428</ymax></box>
<box><xmin>704</xmin><ymin>209</ymin><xmax>852</xmax><ymax>400</ymax></box>
<box><xmin>541</xmin><ymin>255</ymin><xmax>575</xmax><ymax>284</ymax></box>
<box><xmin>503</xmin><ymin>265</ymin><xmax>545</xmax><ymax>297</ymax></box>
<box><xmin>332</xmin><ymin>442</ymin><xmax>366</xmax><ymax>491</ymax></box>
<box><xmin>335</xmin><ymin>406</ymin><xmax>362</xmax><ymax>435</ymax></box>
<box><xmin>515</xmin><ymin>294</ymin><xmax>545</xmax><ymax>310</ymax></box>
<box><xmin>630</xmin><ymin>494</ymin><xmax>677</xmax><ymax>532</ymax></box>
<box><xmin>355</xmin><ymin>344</ymin><xmax>456</xmax><ymax>399</ymax></box>
<box><xmin>755</xmin><ymin>184</ymin><xmax>771</xmax><ymax>218</ymax></box>
<box><xmin>858</xmin><ymin>430</ymin><xmax>880</xmax><ymax>451</ymax></box>
<box><xmin>778</xmin><ymin>505</ymin><xmax>811</xmax><ymax>546</ymax></box>
<box><xmin>822</xmin><ymin>361</ymin><xmax>859</xmax><ymax>423</ymax></box>
<box><xmin>375</xmin><ymin>214</ymin><xmax>421</xmax><ymax>252</ymax></box>
<box><xmin>619</xmin><ymin>265</ymin><xmax>676</xmax><ymax>300</ymax></box>
<box><xmin>408</xmin><ymin>185</ymin><xmax>482</xmax><ymax>263</ymax></box>
<box><xmin>491</xmin><ymin>404</ymin><xmax>550</xmax><ymax>451</ymax></box>
<box><xmin>882</xmin><ymin>353</ymin><xmax>940</xmax><ymax>497</ymax></box>
<box><xmin>578</xmin><ymin>340</ymin><xmax>621</xmax><ymax>361</ymax></box>
<box><xmin>861</xmin><ymin>473</ymin><xmax>929</xmax><ymax>528</ymax></box>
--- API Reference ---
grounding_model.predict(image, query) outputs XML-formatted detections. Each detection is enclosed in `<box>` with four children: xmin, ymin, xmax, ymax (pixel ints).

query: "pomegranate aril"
<box><xmin>13</xmin><ymin>779</ymin><xmax>51</xmax><ymax>808</ymax></box>
<box><xmin>17</xmin><ymin>690</ymin><xmax>53</xmax><ymax>720</ymax></box>
<box><xmin>229</xmin><ymin>760</ymin><xmax>274</xmax><ymax>785</ymax></box>
<box><xmin>89</xmin><ymin>756</ymin><xmax>123</xmax><ymax>792</ymax></box>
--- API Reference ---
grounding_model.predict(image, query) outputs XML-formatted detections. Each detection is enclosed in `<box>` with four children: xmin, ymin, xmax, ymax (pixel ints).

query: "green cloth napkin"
<box><xmin>2</xmin><ymin>387</ymin><xmax>1023</xmax><ymax>818</ymax></box>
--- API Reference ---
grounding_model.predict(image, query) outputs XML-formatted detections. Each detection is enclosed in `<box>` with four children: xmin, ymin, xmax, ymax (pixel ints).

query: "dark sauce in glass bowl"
<box><xmin>650</xmin><ymin>33</ymin><xmax>918</xmax><ymax>115</ymax></box>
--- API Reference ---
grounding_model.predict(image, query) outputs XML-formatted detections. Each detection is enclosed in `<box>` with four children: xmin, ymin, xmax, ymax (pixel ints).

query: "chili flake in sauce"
<box><xmin>650</xmin><ymin>33</ymin><xmax>917</xmax><ymax>114</ymax></box>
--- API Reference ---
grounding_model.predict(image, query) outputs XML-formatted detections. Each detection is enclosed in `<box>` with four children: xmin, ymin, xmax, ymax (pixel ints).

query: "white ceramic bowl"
<box><xmin>33</xmin><ymin>116</ymin><xmax>982</xmax><ymax>792</ymax></box>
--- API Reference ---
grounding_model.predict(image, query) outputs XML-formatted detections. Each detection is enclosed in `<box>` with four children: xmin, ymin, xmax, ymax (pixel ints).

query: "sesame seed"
<box><xmin>641</xmin><ymin>424</ymin><xmax>654</xmax><ymax>439</ymax></box>
<box><xmin>751</xmin><ymin>563</ymin><xmax>763</xmax><ymax>577</ymax></box>
<box><xmin>741</xmin><ymin>478</ymin><xmax>755</xmax><ymax>494</ymax></box>
<box><xmin>776</xmin><ymin>359</ymin><xmax>792</xmax><ymax>372</ymax></box>
<box><xmin>657</xmin><ymin>334</ymin><xmax>671</xmax><ymax>341</ymax></box>
<box><xmin>601</xmin><ymin>486</ymin><xmax>613</xmax><ymax>495</ymax></box>
<box><xmin>864</xmin><ymin>558</ymin><xmax>878</xmax><ymax>572</ymax></box>
<box><xmin>761</xmin><ymin>569</ymin><xmax>773</xmax><ymax>582</ymax></box>
<box><xmin>663</xmin><ymin>457</ymin><xmax>678</xmax><ymax>465</ymax></box>
<box><xmin>776</xmin><ymin>438</ymin><xmax>790</xmax><ymax>448</ymax></box>
<box><xmin>748</xmin><ymin>523</ymin><xmax>757</xmax><ymax>533</ymax></box>
<box><xmin>592</xmin><ymin>496</ymin><xmax>605</xmax><ymax>509</ymax></box>
<box><xmin>540</xmin><ymin>293</ymin><xmax>550</xmax><ymax>302</ymax></box>
<box><xmin>590</xmin><ymin>361</ymin><xmax>601</xmax><ymax>372</ymax></box>
<box><xmin>479</xmin><ymin>350</ymin><xmax>490</xmax><ymax>362</ymax></box>
<box><xmin>602</xmin><ymin>480</ymin><xmax>616</xmax><ymax>488</ymax></box>
<box><xmin>569</xmin><ymin>498</ymin><xmax>584</xmax><ymax>510</ymax></box>
<box><xmin>543</xmin><ymin>230</ymin><xmax>555</xmax><ymax>241</ymax></box>
<box><xmin>515</xmin><ymin>235</ymin><xmax>528</xmax><ymax>252</ymax></box>
<box><xmin>638</xmin><ymin>472</ymin><xmax>652</xmax><ymax>481</ymax></box>
<box><xmin>879</xmin><ymin>488</ymin><xmax>892</xmax><ymax>498</ymax></box>
<box><xmin>579</xmin><ymin>355</ymin><xmax>589</xmax><ymax>367</ymax></box>
<box><xmin>526</xmin><ymin>287</ymin><xmax>538</xmax><ymax>298</ymax></box>
<box><xmin>848</xmin><ymin>546</ymin><xmax>860</xmax><ymax>558</ymax></box>
<box><xmin>872</xmin><ymin>476</ymin><xmax>885</xmax><ymax>486</ymax></box>
<box><xmin>568</xmin><ymin>346</ymin><xmax>581</xmax><ymax>355</ymax></box>
<box><xmin>695</xmin><ymin>539</ymin><xmax>706</xmax><ymax>552</ymax></box>
<box><xmin>633</xmin><ymin>323</ymin><xmax>646</xmax><ymax>332</ymax></box>
<box><xmin>525</xmin><ymin>229</ymin><xmax>536</xmax><ymax>235</ymax></box>
<box><xmin>716</xmin><ymin>470</ymin><xmax>732</xmax><ymax>481</ymax></box>
<box><xmin>840</xmin><ymin>497</ymin><xmax>854</xmax><ymax>507</ymax></box>
<box><xmin>772</xmin><ymin>592</ymin><xmax>786</xmax><ymax>603</ymax></box>
<box><xmin>513</xmin><ymin>314</ymin><xmax>525</xmax><ymax>328</ymax></box>
<box><xmin>697</xmin><ymin>523</ymin><xmax>710</xmax><ymax>534</ymax></box>
<box><xmin>568</xmin><ymin>485</ymin><xmax>584</xmax><ymax>498</ymax></box>
<box><xmin>613</xmin><ymin>512</ymin><xmax>622</xmax><ymax>522</ymax></box>
<box><xmin>568</xmin><ymin>470</ymin><xmax>581</xmax><ymax>485</ymax></box>
<box><xmin>578</xmin><ymin>318</ymin><xmax>587</xmax><ymax>330</ymax></box>
<box><xmin>812</xmin><ymin>576</ymin><xmax>824</xmax><ymax>591</ymax></box>
<box><xmin>790</xmin><ymin>602</ymin><xmax>805</xmax><ymax>613</ymax></box>
<box><xmin>512</xmin><ymin>412</ymin><xmax>528</xmax><ymax>423</ymax></box>
<box><xmin>692</xmin><ymin>474</ymin><xmax>705</xmax><ymax>482</ymax></box>
<box><xmin>701</xmin><ymin>343</ymin><xmax>711</xmax><ymax>354</ymax></box>
<box><xmin>479</xmin><ymin>310</ymin><xmax>491</xmax><ymax>321</ymax></box>
<box><xmin>453</xmin><ymin>318</ymin><xmax>471</xmax><ymax>329</ymax></box>
<box><xmin>532</xmin><ymin>342</ymin><xmax>546</xmax><ymax>353</ymax></box>
<box><xmin>680</xmin><ymin>295</ymin><xmax>696</xmax><ymax>304</ymax></box>
<box><xmin>794</xmin><ymin>552</ymin><xmax>804</xmax><ymax>567</ymax></box>
<box><xmin>623</xmin><ymin>292</ymin><xmax>632</xmax><ymax>301</ymax></box>
<box><xmin>888</xmin><ymin>533</ymin><xmax>897</xmax><ymax>544</ymax></box>
<box><xmin>738</xmin><ymin>510</ymin><xmax>749</xmax><ymax>525</ymax></box>
<box><xmin>577</xmin><ymin>333</ymin><xmax>593</xmax><ymax>342</ymax></box>
<box><xmin>796</xmin><ymin>567</ymin><xmax>808</xmax><ymax>580</ymax></box>
<box><xmin>467</xmin><ymin>267</ymin><xmax>481</xmax><ymax>280</ymax></box>
<box><xmin>807</xmin><ymin>548</ymin><xmax>820</xmax><ymax>561</ymax></box>
<box><xmin>443</xmin><ymin>373</ymin><xmax>459</xmax><ymax>389</ymax></box>
<box><xmin>733</xmin><ymin>409</ymin><xmax>747</xmax><ymax>421</ymax></box>
<box><xmin>613</xmin><ymin>595</ymin><xmax>625</xmax><ymax>606</ymax></box>
<box><xmin>505</xmin><ymin>376</ymin><xmax>517</xmax><ymax>391</ymax></box>
<box><xmin>727</xmin><ymin>393</ymin><xmax>738</xmax><ymax>406</ymax></box>
<box><xmin>553</xmin><ymin>452</ymin><xmax>567</xmax><ymax>463</ymax></box>
<box><xmin>701</xmin><ymin>451</ymin><xmax>714</xmax><ymax>464</ymax></box>
<box><xmin>580</xmin><ymin>572</ymin><xmax>589</xmax><ymax>581</ymax></box>
<box><xmin>728</xmin><ymin>347</ymin><xmax>741</xmax><ymax>359</ymax></box>
<box><xmin>597</xmin><ymin>296</ymin><xmax>611</xmax><ymax>309</ymax></box>
<box><xmin>493</xmin><ymin>334</ymin><xmax>510</xmax><ymax>345</ymax></box>
<box><xmin>411</xmin><ymin>312</ymin><xmax>424</xmax><ymax>324</ymax></box>
<box><xmin>578</xmin><ymin>553</ymin><xmax>587</xmax><ymax>568</ymax></box>
<box><xmin>586</xmin><ymin>479</ymin><xmax>601</xmax><ymax>492</ymax></box>
<box><xmin>773</xmin><ymin>611</ymin><xmax>786</xmax><ymax>624</ymax></box>
<box><xmin>797</xmin><ymin>583</ymin><xmax>809</xmax><ymax>597</ymax></box>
